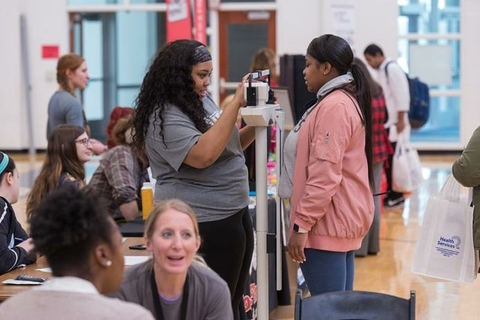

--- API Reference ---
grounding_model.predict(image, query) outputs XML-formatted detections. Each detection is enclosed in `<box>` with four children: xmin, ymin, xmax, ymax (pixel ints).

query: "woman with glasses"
<box><xmin>26</xmin><ymin>124</ymin><xmax>93</xmax><ymax>219</ymax></box>
<box><xmin>278</xmin><ymin>34</ymin><xmax>374</xmax><ymax>295</ymax></box>
<box><xmin>46</xmin><ymin>53</ymin><xmax>107</xmax><ymax>155</ymax></box>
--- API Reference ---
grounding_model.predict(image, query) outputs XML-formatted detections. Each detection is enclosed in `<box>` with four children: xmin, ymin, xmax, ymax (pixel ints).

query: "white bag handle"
<box><xmin>438</xmin><ymin>174</ymin><xmax>461</xmax><ymax>203</ymax></box>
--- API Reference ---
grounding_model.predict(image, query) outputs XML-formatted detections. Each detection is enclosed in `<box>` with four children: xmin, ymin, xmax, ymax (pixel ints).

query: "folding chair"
<box><xmin>294</xmin><ymin>289</ymin><xmax>416</xmax><ymax>320</ymax></box>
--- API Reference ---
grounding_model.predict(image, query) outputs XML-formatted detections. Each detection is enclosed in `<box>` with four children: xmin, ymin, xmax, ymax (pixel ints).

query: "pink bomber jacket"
<box><xmin>290</xmin><ymin>90</ymin><xmax>374</xmax><ymax>252</ymax></box>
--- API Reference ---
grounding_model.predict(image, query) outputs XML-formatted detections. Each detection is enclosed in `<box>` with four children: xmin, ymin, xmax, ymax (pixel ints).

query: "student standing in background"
<box><xmin>47</xmin><ymin>53</ymin><xmax>107</xmax><ymax>155</ymax></box>
<box><xmin>364</xmin><ymin>44</ymin><xmax>411</xmax><ymax>208</ymax></box>
<box><xmin>353</xmin><ymin>57</ymin><xmax>392</xmax><ymax>257</ymax></box>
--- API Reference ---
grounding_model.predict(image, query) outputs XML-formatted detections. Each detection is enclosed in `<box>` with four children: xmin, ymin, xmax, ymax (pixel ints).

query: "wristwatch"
<box><xmin>293</xmin><ymin>224</ymin><xmax>308</xmax><ymax>233</ymax></box>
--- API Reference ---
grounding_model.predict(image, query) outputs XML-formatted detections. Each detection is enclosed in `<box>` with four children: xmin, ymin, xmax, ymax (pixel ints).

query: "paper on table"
<box><xmin>2</xmin><ymin>279</ymin><xmax>44</xmax><ymax>285</ymax></box>
<box><xmin>124</xmin><ymin>256</ymin><xmax>150</xmax><ymax>266</ymax></box>
<box><xmin>34</xmin><ymin>257</ymin><xmax>148</xmax><ymax>271</ymax></box>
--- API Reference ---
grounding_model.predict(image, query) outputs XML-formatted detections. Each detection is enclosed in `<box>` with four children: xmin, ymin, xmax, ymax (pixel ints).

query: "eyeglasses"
<box><xmin>75</xmin><ymin>137</ymin><xmax>92</xmax><ymax>147</ymax></box>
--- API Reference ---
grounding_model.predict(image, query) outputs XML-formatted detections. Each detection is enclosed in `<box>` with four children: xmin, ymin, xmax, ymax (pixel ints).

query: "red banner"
<box><xmin>194</xmin><ymin>0</ymin><xmax>207</xmax><ymax>44</ymax></box>
<box><xmin>166</xmin><ymin>0</ymin><xmax>192</xmax><ymax>42</ymax></box>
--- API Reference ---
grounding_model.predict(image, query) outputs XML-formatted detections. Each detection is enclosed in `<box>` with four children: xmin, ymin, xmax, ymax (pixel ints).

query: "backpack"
<box><xmin>385</xmin><ymin>61</ymin><xmax>430</xmax><ymax>129</ymax></box>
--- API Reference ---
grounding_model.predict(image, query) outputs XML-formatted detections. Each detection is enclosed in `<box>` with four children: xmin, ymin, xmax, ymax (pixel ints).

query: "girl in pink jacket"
<box><xmin>279</xmin><ymin>34</ymin><xmax>374</xmax><ymax>295</ymax></box>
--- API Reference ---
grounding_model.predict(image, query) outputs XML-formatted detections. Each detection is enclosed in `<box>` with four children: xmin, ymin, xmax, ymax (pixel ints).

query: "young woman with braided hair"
<box><xmin>46</xmin><ymin>53</ymin><xmax>107</xmax><ymax>155</ymax></box>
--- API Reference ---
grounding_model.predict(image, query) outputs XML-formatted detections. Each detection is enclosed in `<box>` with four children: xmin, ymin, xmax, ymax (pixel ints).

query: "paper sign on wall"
<box><xmin>331</xmin><ymin>5</ymin><xmax>356</xmax><ymax>53</ymax></box>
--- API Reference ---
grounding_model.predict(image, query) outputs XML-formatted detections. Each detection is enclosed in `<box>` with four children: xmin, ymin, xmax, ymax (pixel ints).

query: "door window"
<box><xmin>398</xmin><ymin>0</ymin><xmax>461</xmax><ymax>143</ymax></box>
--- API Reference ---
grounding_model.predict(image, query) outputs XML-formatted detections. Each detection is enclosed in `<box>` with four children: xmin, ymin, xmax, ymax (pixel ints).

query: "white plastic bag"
<box><xmin>411</xmin><ymin>174</ymin><xmax>477</xmax><ymax>283</ymax></box>
<box><xmin>406</xmin><ymin>141</ymin><xmax>424</xmax><ymax>190</ymax></box>
<box><xmin>392</xmin><ymin>136</ymin><xmax>412</xmax><ymax>192</ymax></box>
<box><xmin>392</xmin><ymin>134</ymin><xmax>423</xmax><ymax>192</ymax></box>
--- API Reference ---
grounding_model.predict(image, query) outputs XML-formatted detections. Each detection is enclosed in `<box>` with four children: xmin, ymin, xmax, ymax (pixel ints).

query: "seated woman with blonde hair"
<box><xmin>112</xmin><ymin>199</ymin><xmax>233</xmax><ymax>320</ymax></box>
<box><xmin>26</xmin><ymin>124</ymin><xmax>93</xmax><ymax>219</ymax></box>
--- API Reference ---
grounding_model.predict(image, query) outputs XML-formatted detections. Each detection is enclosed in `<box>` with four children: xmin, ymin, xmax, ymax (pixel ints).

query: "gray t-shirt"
<box><xmin>146</xmin><ymin>95</ymin><xmax>249</xmax><ymax>222</ymax></box>
<box><xmin>47</xmin><ymin>91</ymin><xmax>84</xmax><ymax>138</ymax></box>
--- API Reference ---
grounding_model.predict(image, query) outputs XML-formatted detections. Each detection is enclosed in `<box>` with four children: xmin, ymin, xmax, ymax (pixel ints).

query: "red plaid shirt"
<box><xmin>372</xmin><ymin>93</ymin><xmax>393</xmax><ymax>163</ymax></box>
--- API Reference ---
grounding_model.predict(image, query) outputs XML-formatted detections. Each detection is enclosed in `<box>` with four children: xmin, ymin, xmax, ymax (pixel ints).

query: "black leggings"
<box><xmin>386</xmin><ymin>140</ymin><xmax>404</xmax><ymax>199</ymax></box>
<box><xmin>198</xmin><ymin>207</ymin><xmax>254</xmax><ymax>320</ymax></box>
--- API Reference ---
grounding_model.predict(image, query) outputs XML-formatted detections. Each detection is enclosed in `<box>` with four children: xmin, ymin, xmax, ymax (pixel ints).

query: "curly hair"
<box><xmin>111</xmin><ymin>115</ymin><xmax>134</xmax><ymax>146</ymax></box>
<box><xmin>106</xmin><ymin>106</ymin><xmax>134</xmax><ymax>149</ymax></box>
<box><xmin>26</xmin><ymin>125</ymin><xmax>87</xmax><ymax>219</ymax></box>
<box><xmin>29</xmin><ymin>188</ymin><xmax>115</xmax><ymax>278</ymax></box>
<box><xmin>132</xmin><ymin>39</ymin><xmax>210</xmax><ymax>153</ymax></box>
<box><xmin>56</xmin><ymin>53</ymin><xmax>85</xmax><ymax>96</ymax></box>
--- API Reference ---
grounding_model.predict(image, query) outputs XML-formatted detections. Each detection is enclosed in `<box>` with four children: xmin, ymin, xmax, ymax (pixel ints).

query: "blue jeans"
<box><xmin>300</xmin><ymin>249</ymin><xmax>355</xmax><ymax>295</ymax></box>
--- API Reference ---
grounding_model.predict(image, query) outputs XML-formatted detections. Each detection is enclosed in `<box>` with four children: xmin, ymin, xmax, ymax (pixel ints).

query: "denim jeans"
<box><xmin>300</xmin><ymin>249</ymin><xmax>355</xmax><ymax>295</ymax></box>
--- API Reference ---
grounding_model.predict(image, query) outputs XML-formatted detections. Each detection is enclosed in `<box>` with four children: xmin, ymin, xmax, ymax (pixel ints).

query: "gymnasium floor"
<box><xmin>9</xmin><ymin>152</ymin><xmax>480</xmax><ymax>320</ymax></box>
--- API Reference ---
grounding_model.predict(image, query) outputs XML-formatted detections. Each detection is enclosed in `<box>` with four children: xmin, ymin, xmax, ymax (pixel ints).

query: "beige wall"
<box><xmin>1</xmin><ymin>0</ymin><xmax>478</xmax><ymax>150</ymax></box>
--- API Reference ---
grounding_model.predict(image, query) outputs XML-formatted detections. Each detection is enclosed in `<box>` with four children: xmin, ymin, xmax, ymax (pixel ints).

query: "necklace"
<box><xmin>150</xmin><ymin>269</ymin><xmax>189</xmax><ymax>320</ymax></box>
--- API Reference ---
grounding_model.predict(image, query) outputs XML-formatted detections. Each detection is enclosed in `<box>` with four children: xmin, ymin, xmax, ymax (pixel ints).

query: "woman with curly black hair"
<box><xmin>0</xmin><ymin>189</ymin><xmax>154</xmax><ymax>320</ymax></box>
<box><xmin>0</xmin><ymin>189</ymin><xmax>154</xmax><ymax>319</ymax></box>
<box><xmin>131</xmin><ymin>39</ymin><xmax>255</xmax><ymax>320</ymax></box>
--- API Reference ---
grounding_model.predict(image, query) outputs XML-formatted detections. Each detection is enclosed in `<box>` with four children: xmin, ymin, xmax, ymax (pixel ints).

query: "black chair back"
<box><xmin>294</xmin><ymin>289</ymin><xmax>416</xmax><ymax>320</ymax></box>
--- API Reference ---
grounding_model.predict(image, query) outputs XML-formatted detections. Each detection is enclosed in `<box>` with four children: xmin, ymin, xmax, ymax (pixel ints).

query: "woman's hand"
<box><xmin>17</xmin><ymin>238</ymin><xmax>34</xmax><ymax>253</ymax></box>
<box><xmin>231</xmin><ymin>74</ymin><xmax>249</xmax><ymax>110</ymax></box>
<box><xmin>397</xmin><ymin>111</ymin><xmax>407</xmax><ymax>134</ymax></box>
<box><xmin>90</xmin><ymin>139</ymin><xmax>108</xmax><ymax>155</ymax></box>
<box><xmin>287</xmin><ymin>232</ymin><xmax>307</xmax><ymax>263</ymax></box>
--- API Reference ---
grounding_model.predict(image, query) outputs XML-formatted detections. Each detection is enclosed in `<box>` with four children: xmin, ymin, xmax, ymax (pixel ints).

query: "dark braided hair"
<box><xmin>132</xmin><ymin>39</ymin><xmax>211</xmax><ymax>153</ymax></box>
<box><xmin>307</xmin><ymin>34</ymin><xmax>373</xmax><ymax>187</ymax></box>
<box><xmin>29</xmin><ymin>188</ymin><xmax>115</xmax><ymax>278</ymax></box>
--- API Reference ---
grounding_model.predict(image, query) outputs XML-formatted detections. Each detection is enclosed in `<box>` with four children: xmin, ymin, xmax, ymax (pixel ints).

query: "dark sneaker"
<box><xmin>384</xmin><ymin>196</ymin><xmax>405</xmax><ymax>208</ymax></box>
